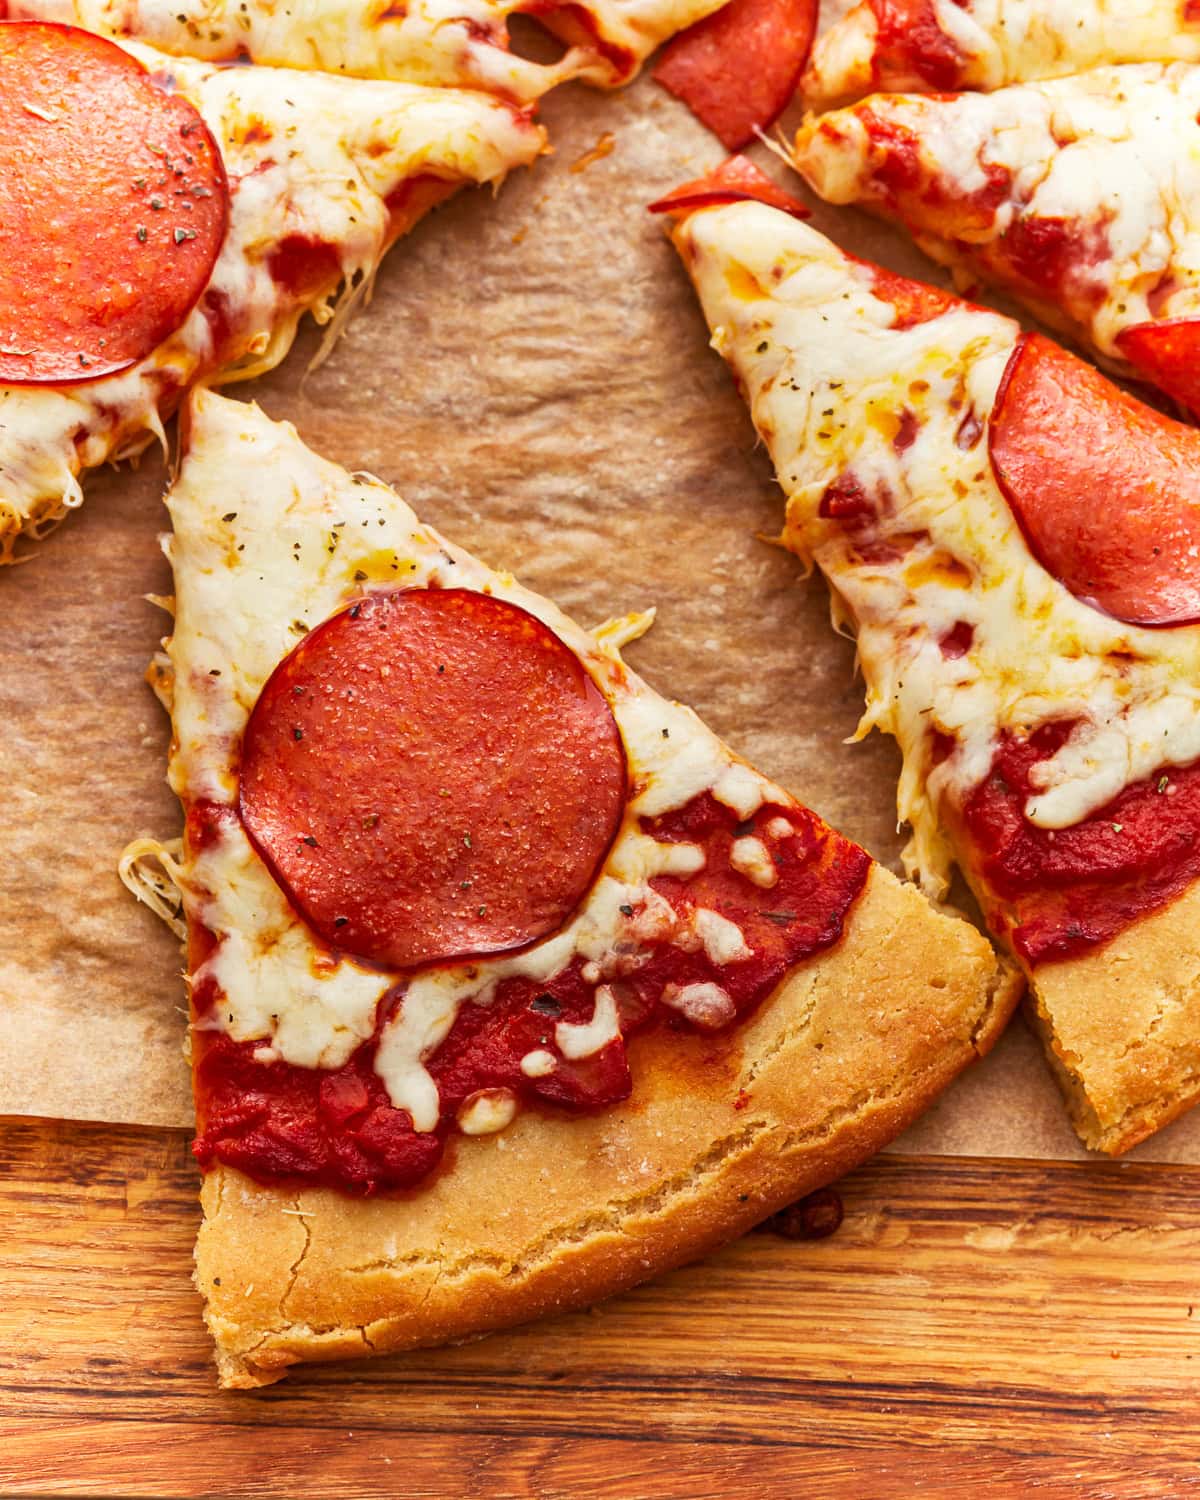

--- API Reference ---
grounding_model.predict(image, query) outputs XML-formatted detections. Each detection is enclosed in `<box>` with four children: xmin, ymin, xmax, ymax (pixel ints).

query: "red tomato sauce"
<box><xmin>190</xmin><ymin>792</ymin><xmax>870</xmax><ymax>1194</ymax></box>
<box><xmin>858</xmin><ymin>108</ymin><xmax>1013</xmax><ymax>236</ymax></box>
<box><xmin>957</xmin><ymin>722</ymin><xmax>1200</xmax><ymax>965</ymax></box>
<box><xmin>869</xmin><ymin>0</ymin><xmax>968</xmax><ymax>92</ymax></box>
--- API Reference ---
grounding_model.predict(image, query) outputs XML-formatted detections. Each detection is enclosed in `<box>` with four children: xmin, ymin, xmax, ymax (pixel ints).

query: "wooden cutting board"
<box><xmin>5</xmin><ymin>1119</ymin><xmax>1200</xmax><ymax>1497</ymax></box>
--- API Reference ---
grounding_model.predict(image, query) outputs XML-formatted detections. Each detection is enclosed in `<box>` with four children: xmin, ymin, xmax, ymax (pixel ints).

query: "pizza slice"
<box><xmin>803</xmin><ymin>0</ymin><xmax>1200</xmax><ymax>107</ymax></box>
<box><xmin>135</xmin><ymin>385</ymin><xmax>1017</xmax><ymax>1387</ymax></box>
<box><xmin>0</xmin><ymin>20</ymin><xmax>542</xmax><ymax>560</ymax></box>
<box><xmin>2</xmin><ymin>0</ymin><xmax>736</xmax><ymax>96</ymax></box>
<box><xmin>659</xmin><ymin>161</ymin><xmax>1200</xmax><ymax>1155</ymax></box>
<box><xmin>791</xmin><ymin>64</ymin><xmax>1200</xmax><ymax>419</ymax></box>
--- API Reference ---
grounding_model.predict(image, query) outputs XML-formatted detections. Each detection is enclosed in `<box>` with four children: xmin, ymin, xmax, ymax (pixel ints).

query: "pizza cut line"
<box><xmin>0</xmin><ymin>19</ymin><xmax>544</xmax><ymax>560</ymax></box>
<box><xmin>803</xmin><ymin>0</ymin><xmax>1200</xmax><ymax>107</ymax></box>
<box><xmin>659</xmin><ymin>161</ymin><xmax>1200</xmax><ymax>1155</ymax></box>
<box><xmin>131</xmin><ymin>386</ymin><xmax>1017</xmax><ymax>1386</ymax></box>
<box><xmin>791</xmin><ymin>61</ymin><xmax>1200</xmax><ymax>418</ymax></box>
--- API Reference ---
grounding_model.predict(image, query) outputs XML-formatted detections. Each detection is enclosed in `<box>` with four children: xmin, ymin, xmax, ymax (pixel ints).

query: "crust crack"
<box><xmin>223</xmin><ymin>1058</ymin><xmax>957</xmax><ymax>1380</ymax></box>
<box><xmin>279</xmin><ymin>1202</ymin><xmax>313</xmax><ymax>1319</ymax></box>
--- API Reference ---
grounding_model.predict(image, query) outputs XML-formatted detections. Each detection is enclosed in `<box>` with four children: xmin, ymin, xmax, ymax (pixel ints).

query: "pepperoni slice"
<box><xmin>858</xmin><ymin>261</ymin><xmax>958</xmax><ymax>329</ymax></box>
<box><xmin>1117</xmin><ymin>318</ymin><xmax>1200</xmax><ymax>421</ymax></box>
<box><xmin>989</xmin><ymin>332</ymin><xmax>1200</xmax><ymax>628</ymax></box>
<box><xmin>0</xmin><ymin>22</ymin><xmax>228</xmax><ymax>385</ymax></box>
<box><xmin>239</xmin><ymin>589</ymin><xmax>628</xmax><ymax>972</ymax></box>
<box><xmin>648</xmin><ymin>155</ymin><xmax>810</xmax><ymax>219</ymax></box>
<box><xmin>654</xmin><ymin>0</ymin><xmax>818</xmax><ymax>151</ymax></box>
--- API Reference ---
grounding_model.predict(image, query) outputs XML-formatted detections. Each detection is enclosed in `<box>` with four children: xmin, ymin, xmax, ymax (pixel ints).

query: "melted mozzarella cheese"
<box><xmin>8</xmin><ymin>0</ymin><xmax>728</xmax><ymax>93</ymax></box>
<box><xmin>169</xmin><ymin>389</ymin><xmax>800</xmax><ymax>1130</ymax></box>
<box><xmin>550</xmin><ymin>0</ymin><xmax>729</xmax><ymax>84</ymax></box>
<box><xmin>186</xmin><ymin>828</ymin><xmax>389</xmax><ymax>1068</ymax></box>
<box><xmin>795</xmin><ymin>63</ymin><xmax>1200</xmax><ymax>360</ymax></box>
<box><xmin>805</xmin><ymin>0</ymin><xmax>1200</xmax><ymax>105</ymax></box>
<box><xmin>8</xmin><ymin>0</ymin><xmax>581</xmax><ymax>99</ymax></box>
<box><xmin>555</xmin><ymin>985</ymin><xmax>621</xmax><ymax>1061</ymax></box>
<box><xmin>730</xmin><ymin>835</ymin><xmax>777</xmax><ymax>888</ymax></box>
<box><xmin>457</xmin><ymin>1088</ymin><xmax>519</xmax><ymax>1135</ymax></box>
<box><xmin>673</xmin><ymin>205</ymin><xmax>1200</xmax><ymax>892</ymax></box>
<box><xmin>663</xmin><ymin>981</ymin><xmax>735</xmax><ymax>1029</ymax></box>
<box><xmin>0</xmin><ymin>40</ymin><xmax>543</xmax><ymax>560</ymax></box>
<box><xmin>691</xmin><ymin>908</ymin><xmax>752</xmax><ymax>965</ymax></box>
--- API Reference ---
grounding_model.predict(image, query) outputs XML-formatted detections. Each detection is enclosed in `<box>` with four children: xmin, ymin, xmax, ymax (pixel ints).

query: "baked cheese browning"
<box><xmin>792</xmin><ymin>65</ymin><xmax>1200</xmax><ymax>411</ymax></box>
<box><xmin>169</xmin><ymin>389</ymin><xmax>881</xmax><ymax>1195</ymax></box>
<box><xmin>0</xmin><ymin>39</ymin><xmax>544</xmax><ymax>559</ymax></box>
<box><xmin>666</xmin><ymin>191</ymin><xmax>1200</xmax><ymax>1150</ymax></box>
<box><xmin>0</xmin><ymin>23</ymin><xmax>228</xmax><ymax>384</ymax></box>
<box><xmin>1</xmin><ymin>0</ymin><xmax>734</xmax><ymax>94</ymax></box>
<box><xmin>803</xmin><ymin>0</ymin><xmax>1200</xmax><ymax>107</ymax></box>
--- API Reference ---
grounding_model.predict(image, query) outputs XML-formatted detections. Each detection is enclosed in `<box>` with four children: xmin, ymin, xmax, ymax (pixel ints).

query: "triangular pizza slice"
<box><xmin>0</xmin><ymin>21</ymin><xmax>543</xmax><ymax>559</ymax></box>
<box><xmin>792</xmin><ymin>64</ymin><xmax>1200</xmax><ymax>417</ymax></box>
<box><xmin>803</xmin><ymin>0</ymin><xmax>1200</xmax><ymax>106</ymax></box>
<box><xmin>144</xmin><ymin>387</ymin><xmax>1016</xmax><ymax>1386</ymax></box>
<box><xmin>660</xmin><ymin>162</ymin><xmax>1200</xmax><ymax>1155</ymax></box>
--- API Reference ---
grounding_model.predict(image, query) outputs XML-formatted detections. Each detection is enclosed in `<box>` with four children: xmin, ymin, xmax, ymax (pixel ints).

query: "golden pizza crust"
<box><xmin>194</xmin><ymin>863</ymin><xmax>1021</xmax><ymax>1388</ymax></box>
<box><xmin>1021</xmin><ymin>876</ymin><xmax>1200</xmax><ymax>1155</ymax></box>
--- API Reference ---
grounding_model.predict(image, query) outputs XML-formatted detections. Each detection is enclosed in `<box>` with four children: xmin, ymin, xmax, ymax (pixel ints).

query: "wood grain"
<box><xmin>5</xmin><ymin>1121</ymin><xmax>1200</xmax><ymax>1496</ymax></box>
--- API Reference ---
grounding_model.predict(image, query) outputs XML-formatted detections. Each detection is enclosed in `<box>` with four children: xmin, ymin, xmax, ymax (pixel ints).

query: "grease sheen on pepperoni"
<box><xmin>0</xmin><ymin>22</ymin><xmax>228</xmax><ymax>384</ymax></box>
<box><xmin>239</xmin><ymin>588</ymin><xmax>628</xmax><ymax>972</ymax></box>
<box><xmin>990</xmin><ymin>332</ymin><xmax>1200</xmax><ymax>628</ymax></box>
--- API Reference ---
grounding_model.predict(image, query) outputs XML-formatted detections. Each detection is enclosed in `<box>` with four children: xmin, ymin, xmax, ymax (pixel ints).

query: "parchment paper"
<box><xmin>3</xmin><ymin>59</ymin><xmax>1198</xmax><ymax>1163</ymax></box>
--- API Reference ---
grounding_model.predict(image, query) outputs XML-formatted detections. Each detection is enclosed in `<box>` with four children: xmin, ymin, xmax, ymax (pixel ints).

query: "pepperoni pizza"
<box><xmin>791</xmin><ymin>62</ymin><xmax>1200</xmax><ymax>418</ymax></box>
<box><xmin>134</xmin><ymin>387</ymin><xmax>1016</xmax><ymax>1386</ymax></box>
<box><xmin>0</xmin><ymin>19</ymin><xmax>544</xmax><ymax>560</ymax></box>
<box><xmin>660</xmin><ymin>163</ymin><xmax>1200</xmax><ymax>1155</ymax></box>
<box><xmin>803</xmin><ymin>0</ymin><xmax>1200</xmax><ymax>106</ymax></box>
<box><xmin>2</xmin><ymin>0</ymin><xmax>749</xmax><ymax>97</ymax></box>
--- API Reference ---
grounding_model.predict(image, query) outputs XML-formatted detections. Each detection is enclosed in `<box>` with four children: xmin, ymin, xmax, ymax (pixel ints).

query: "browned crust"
<box><xmin>1017</xmin><ymin>876</ymin><xmax>1200</xmax><ymax>1155</ymax></box>
<box><xmin>194</xmin><ymin>863</ymin><xmax>1021</xmax><ymax>1388</ymax></box>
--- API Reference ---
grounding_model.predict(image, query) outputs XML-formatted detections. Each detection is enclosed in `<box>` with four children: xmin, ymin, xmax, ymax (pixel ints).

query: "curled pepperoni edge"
<box><xmin>648</xmin><ymin>155</ymin><xmax>810</xmax><ymax>219</ymax></box>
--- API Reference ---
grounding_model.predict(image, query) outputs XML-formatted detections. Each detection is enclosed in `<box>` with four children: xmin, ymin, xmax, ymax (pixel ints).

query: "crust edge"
<box><xmin>195</xmin><ymin>866</ymin><xmax>1020</xmax><ymax>1389</ymax></box>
